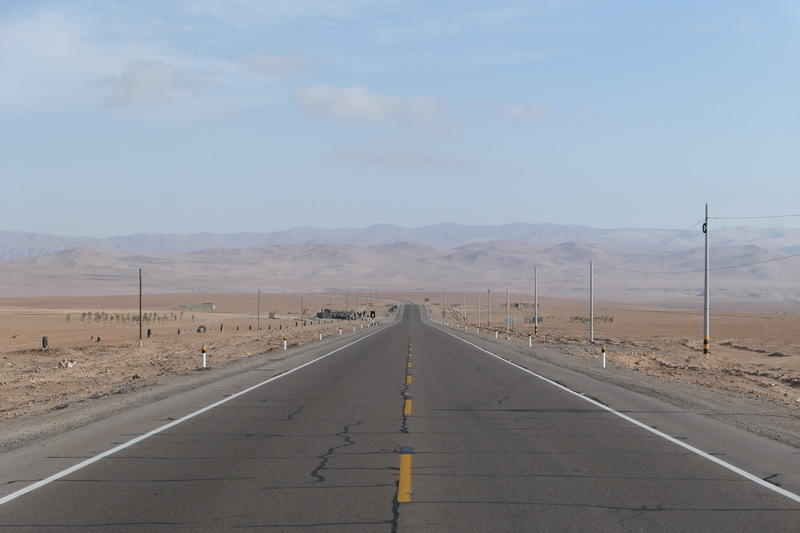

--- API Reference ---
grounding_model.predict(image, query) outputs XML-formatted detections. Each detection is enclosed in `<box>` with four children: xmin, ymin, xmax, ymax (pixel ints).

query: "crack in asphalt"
<box><xmin>286</xmin><ymin>406</ymin><xmax>303</xmax><ymax>421</ymax></box>
<box><xmin>309</xmin><ymin>421</ymin><xmax>362</xmax><ymax>482</ymax></box>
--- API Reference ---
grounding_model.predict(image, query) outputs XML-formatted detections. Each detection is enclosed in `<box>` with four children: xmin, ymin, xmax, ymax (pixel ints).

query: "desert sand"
<box><xmin>414</xmin><ymin>291</ymin><xmax>800</xmax><ymax>408</ymax></box>
<box><xmin>0</xmin><ymin>292</ymin><xmax>390</xmax><ymax>419</ymax></box>
<box><xmin>2</xmin><ymin>289</ymin><xmax>798</xmax><ymax>422</ymax></box>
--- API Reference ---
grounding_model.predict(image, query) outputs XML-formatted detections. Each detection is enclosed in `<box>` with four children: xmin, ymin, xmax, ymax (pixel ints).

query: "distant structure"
<box><xmin>179</xmin><ymin>302</ymin><xmax>216</xmax><ymax>310</ymax></box>
<box><xmin>268</xmin><ymin>312</ymin><xmax>278</xmax><ymax>319</ymax></box>
<box><xmin>316</xmin><ymin>308</ymin><xmax>368</xmax><ymax>320</ymax></box>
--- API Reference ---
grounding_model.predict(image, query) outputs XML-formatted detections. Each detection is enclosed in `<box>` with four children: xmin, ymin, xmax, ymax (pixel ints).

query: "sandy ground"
<box><xmin>0</xmin><ymin>292</ymin><xmax>390</xmax><ymax>419</ymax></box>
<box><xmin>410</xmin><ymin>291</ymin><xmax>800</xmax><ymax>409</ymax></box>
<box><xmin>2</xmin><ymin>288</ymin><xmax>798</xmax><ymax>422</ymax></box>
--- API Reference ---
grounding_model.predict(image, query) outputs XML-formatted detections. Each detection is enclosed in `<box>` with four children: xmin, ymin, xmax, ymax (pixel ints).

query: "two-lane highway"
<box><xmin>0</xmin><ymin>305</ymin><xmax>798</xmax><ymax>531</ymax></box>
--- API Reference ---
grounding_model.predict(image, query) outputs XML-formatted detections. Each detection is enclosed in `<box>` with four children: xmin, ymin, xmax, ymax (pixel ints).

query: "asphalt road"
<box><xmin>0</xmin><ymin>305</ymin><xmax>798</xmax><ymax>531</ymax></box>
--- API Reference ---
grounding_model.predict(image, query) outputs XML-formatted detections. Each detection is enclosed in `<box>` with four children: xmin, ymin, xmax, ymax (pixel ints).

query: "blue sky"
<box><xmin>1</xmin><ymin>0</ymin><xmax>799</xmax><ymax>236</ymax></box>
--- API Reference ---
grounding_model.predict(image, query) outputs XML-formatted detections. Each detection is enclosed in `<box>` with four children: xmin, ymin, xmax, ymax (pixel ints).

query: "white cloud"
<box><xmin>296</xmin><ymin>84</ymin><xmax>439</xmax><ymax>121</ymax></box>
<box><xmin>0</xmin><ymin>9</ymin><xmax>277</xmax><ymax>117</ymax></box>
<box><xmin>94</xmin><ymin>60</ymin><xmax>188</xmax><ymax>107</ymax></box>
<box><xmin>248</xmin><ymin>52</ymin><xmax>305</xmax><ymax>78</ymax></box>
<box><xmin>502</xmin><ymin>103</ymin><xmax>552</xmax><ymax>121</ymax></box>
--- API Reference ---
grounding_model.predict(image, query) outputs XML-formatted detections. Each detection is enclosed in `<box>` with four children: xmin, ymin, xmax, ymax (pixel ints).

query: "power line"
<box><xmin>598</xmin><ymin>250</ymin><xmax>800</xmax><ymax>275</ymax></box>
<box><xmin>710</xmin><ymin>213</ymin><xmax>800</xmax><ymax>220</ymax></box>
<box><xmin>609</xmin><ymin>220</ymin><xmax>702</xmax><ymax>269</ymax></box>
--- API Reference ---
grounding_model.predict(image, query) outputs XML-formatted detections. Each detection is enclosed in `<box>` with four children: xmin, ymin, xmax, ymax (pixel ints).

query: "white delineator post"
<box><xmin>602</xmin><ymin>345</ymin><xmax>607</xmax><ymax>368</ymax></box>
<box><xmin>283</xmin><ymin>337</ymin><xmax>287</xmax><ymax>350</ymax></box>
<box><xmin>528</xmin><ymin>334</ymin><xmax>532</xmax><ymax>347</ymax></box>
<box><xmin>319</xmin><ymin>332</ymin><xmax>323</xmax><ymax>341</ymax></box>
<box><xmin>339</xmin><ymin>328</ymin><xmax>342</xmax><ymax>336</ymax></box>
<box><xmin>200</xmin><ymin>346</ymin><xmax>207</xmax><ymax>368</ymax></box>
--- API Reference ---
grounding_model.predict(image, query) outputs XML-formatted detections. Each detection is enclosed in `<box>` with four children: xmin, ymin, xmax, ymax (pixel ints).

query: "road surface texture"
<box><xmin>0</xmin><ymin>304</ymin><xmax>798</xmax><ymax>531</ymax></box>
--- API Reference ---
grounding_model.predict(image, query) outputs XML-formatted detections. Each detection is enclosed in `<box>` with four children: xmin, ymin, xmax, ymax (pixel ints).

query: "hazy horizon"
<box><xmin>4</xmin><ymin>219</ymin><xmax>800</xmax><ymax>240</ymax></box>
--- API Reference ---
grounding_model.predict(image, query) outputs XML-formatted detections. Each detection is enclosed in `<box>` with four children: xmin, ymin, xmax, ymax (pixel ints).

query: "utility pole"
<box><xmin>462</xmin><ymin>292</ymin><xmax>466</xmax><ymax>322</ymax></box>
<box><xmin>300</xmin><ymin>296</ymin><xmax>304</xmax><ymax>320</ymax></box>
<box><xmin>703</xmin><ymin>203</ymin><xmax>710</xmax><ymax>354</ymax></box>
<box><xmin>488</xmin><ymin>285</ymin><xmax>492</xmax><ymax>326</ymax></box>
<box><xmin>534</xmin><ymin>266</ymin><xmax>538</xmax><ymax>335</ymax></box>
<box><xmin>589</xmin><ymin>260</ymin><xmax>594</xmax><ymax>343</ymax></box>
<box><xmin>530</xmin><ymin>268</ymin><xmax>533</xmax><ymax>333</ymax></box>
<box><xmin>257</xmin><ymin>289</ymin><xmax>261</xmax><ymax>330</ymax></box>
<box><xmin>138</xmin><ymin>268</ymin><xmax>143</xmax><ymax>347</ymax></box>
<box><xmin>506</xmin><ymin>287</ymin><xmax>510</xmax><ymax>334</ymax></box>
<box><xmin>478</xmin><ymin>293</ymin><xmax>481</xmax><ymax>325</ymax></box>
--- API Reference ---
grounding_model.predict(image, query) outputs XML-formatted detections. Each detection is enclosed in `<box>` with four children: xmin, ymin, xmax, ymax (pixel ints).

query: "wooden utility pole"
<box><xmin>138</xmin><ymin>268</ymin><xmax>143</xmax><ymax>347</ymax></box>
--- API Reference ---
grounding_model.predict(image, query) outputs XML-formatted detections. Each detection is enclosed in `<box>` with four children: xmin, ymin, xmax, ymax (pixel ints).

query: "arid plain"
<box><xmin>420</xmin><ymin>292</ymin><xmax>800</xmax><ymax>408</ymax></box>
<box><xmin>2</xmin><ymin>289</ymin><xmax>799</xmax><ymax>423</ymax></box>
<box><xmin>0</xmin><ymin>292</ymin><xmax>390</xmax><ymax>419</ymax></box>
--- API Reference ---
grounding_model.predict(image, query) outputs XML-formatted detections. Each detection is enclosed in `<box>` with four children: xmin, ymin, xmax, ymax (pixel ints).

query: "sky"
<box><xmin>1</xmin><ymin>0</ymin><xmax>799</xmax><ymax>237</ymax></box>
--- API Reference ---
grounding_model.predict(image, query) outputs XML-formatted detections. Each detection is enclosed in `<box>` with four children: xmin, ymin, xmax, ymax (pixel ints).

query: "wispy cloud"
<box><xmin>296</xmin><ymin>84</ymin><xmax>440</xmax><ymax>121</ymax></box>
<box><xmin>94</xmin><ymin>60</ymin><xmax>189</xmax><ymax>107</ymax></box>
<box><xmin>248</xmin><ymin>52</ymin><xmax>306</xmax><ymax>78</ymax></box>
<box><xmin>335</xmin><ymin>149</ymin><xmax>482</xmax><ymax>173</ymax></box>
<box><xmin>502</xmin><ymin>103</ymin><xmax>552</xmax><ymax>122</ymax></box>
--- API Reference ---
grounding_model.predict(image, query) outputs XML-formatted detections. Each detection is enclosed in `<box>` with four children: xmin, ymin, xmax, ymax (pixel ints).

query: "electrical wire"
<box><xmin>607</xmin><ymin>220</ymin><xmax>702</xmax><ymax>269</ymax></box>
<box><xmin>710</xmin><ymin>213</ymin><xmax>800</xmax><ymax>220</ymax></box>
<box><xmin>598</xmin><ymin>251</ymin><xmax>800</xmax><ymax>275</ymax></box>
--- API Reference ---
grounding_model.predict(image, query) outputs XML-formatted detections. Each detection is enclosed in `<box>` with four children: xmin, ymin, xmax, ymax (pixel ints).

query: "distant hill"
<box><xmin>2</xmin><ymin>240</ymin><xmax>799</xmax><ymax>304</ymax></box>
<box><xmin>3</xmin><ymin>223</ymin><xmax>800</xmax><ymax>260</ymax></box>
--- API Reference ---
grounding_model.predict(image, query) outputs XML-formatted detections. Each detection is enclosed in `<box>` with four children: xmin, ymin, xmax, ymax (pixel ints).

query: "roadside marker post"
<box><xmin>528</xmin><ymin>334</ymin><xmax>532</xmax><ymax>347</ymax></box>
<box><xmin>319</xmin><ymin>331</ymin><xmax>323</xmax><ymax>341</ymax></box>
<box><xmin>602</xmin><ymin>345</ymin><xmax>606</xmax><ymax>368</ymax></box>
<box><xmin>200</xmin><ymin>346</ymin><xmax>207</xmax><ymax>369</ymax></box>
<box><xmin>495</xmin><ymin>331</ymin><xmax>498</xmax><ymax>339</ymax></box>
<box><xmin>283</xmin><ymin>337</ymin><xmax>287</xmax><ymax>351</ymax></box>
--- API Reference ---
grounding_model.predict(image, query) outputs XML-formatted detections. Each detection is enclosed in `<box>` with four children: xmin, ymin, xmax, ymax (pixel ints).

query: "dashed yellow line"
<box><xmin>406</xmin><ymin>375</ymin><xmax>413</xmax><ymax>384</ymax></box>
<box><xmin>397</xmin><ymin>453</ymin><xmax>413</xmax><ymax>503</ymax></box>
<box><xmin>403</xmin><ymin>398</ymin><xmax>413</xmax><ymax>415</ymax></box>
<box><xmin>407</xmin><ymin>361</ymin><xmax>413</xmax><ymax>368</ymax></box>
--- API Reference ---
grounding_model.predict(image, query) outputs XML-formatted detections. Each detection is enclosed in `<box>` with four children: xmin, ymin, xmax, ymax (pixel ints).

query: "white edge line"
<box><xmin>424</xmin><ymin>316</ymin><xmax>800</xmax><ymax>505</ymax></box>
<box><xmin>0</xmin><ymin>323</ymin><xmax>394</xmax><ymax>507</ymax></box>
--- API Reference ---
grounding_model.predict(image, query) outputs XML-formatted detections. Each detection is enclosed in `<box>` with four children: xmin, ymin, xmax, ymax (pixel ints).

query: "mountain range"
<box><xmin>1</xmin><ymin>236</ymin><xmax>799</xmax><ymax>304</ymax></box>
<box><xmin>3</xmin><ymin>223</ymin><xmax>800</xmax><ymax>261</ymax></box>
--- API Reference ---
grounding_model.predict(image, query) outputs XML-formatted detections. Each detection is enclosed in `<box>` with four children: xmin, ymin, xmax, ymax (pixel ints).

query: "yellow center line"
<box><xmin>397</xmin><ymin>454</ymin><xmax>413</xmax><ymax>503</ymax></box>
<box><xmin>403</xmin><ymin>398</ymin><xmax>413</xmax><ymax>415</ymax></box>
<box><xmin>406</xmin><ymin>375</ymin><xmax>413</xmax><ymax>384</ymax></box>
<box><xmin>407</xmin><ymin>361</ymin><xmax>413</xmax><ymax>368</ymax></box>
